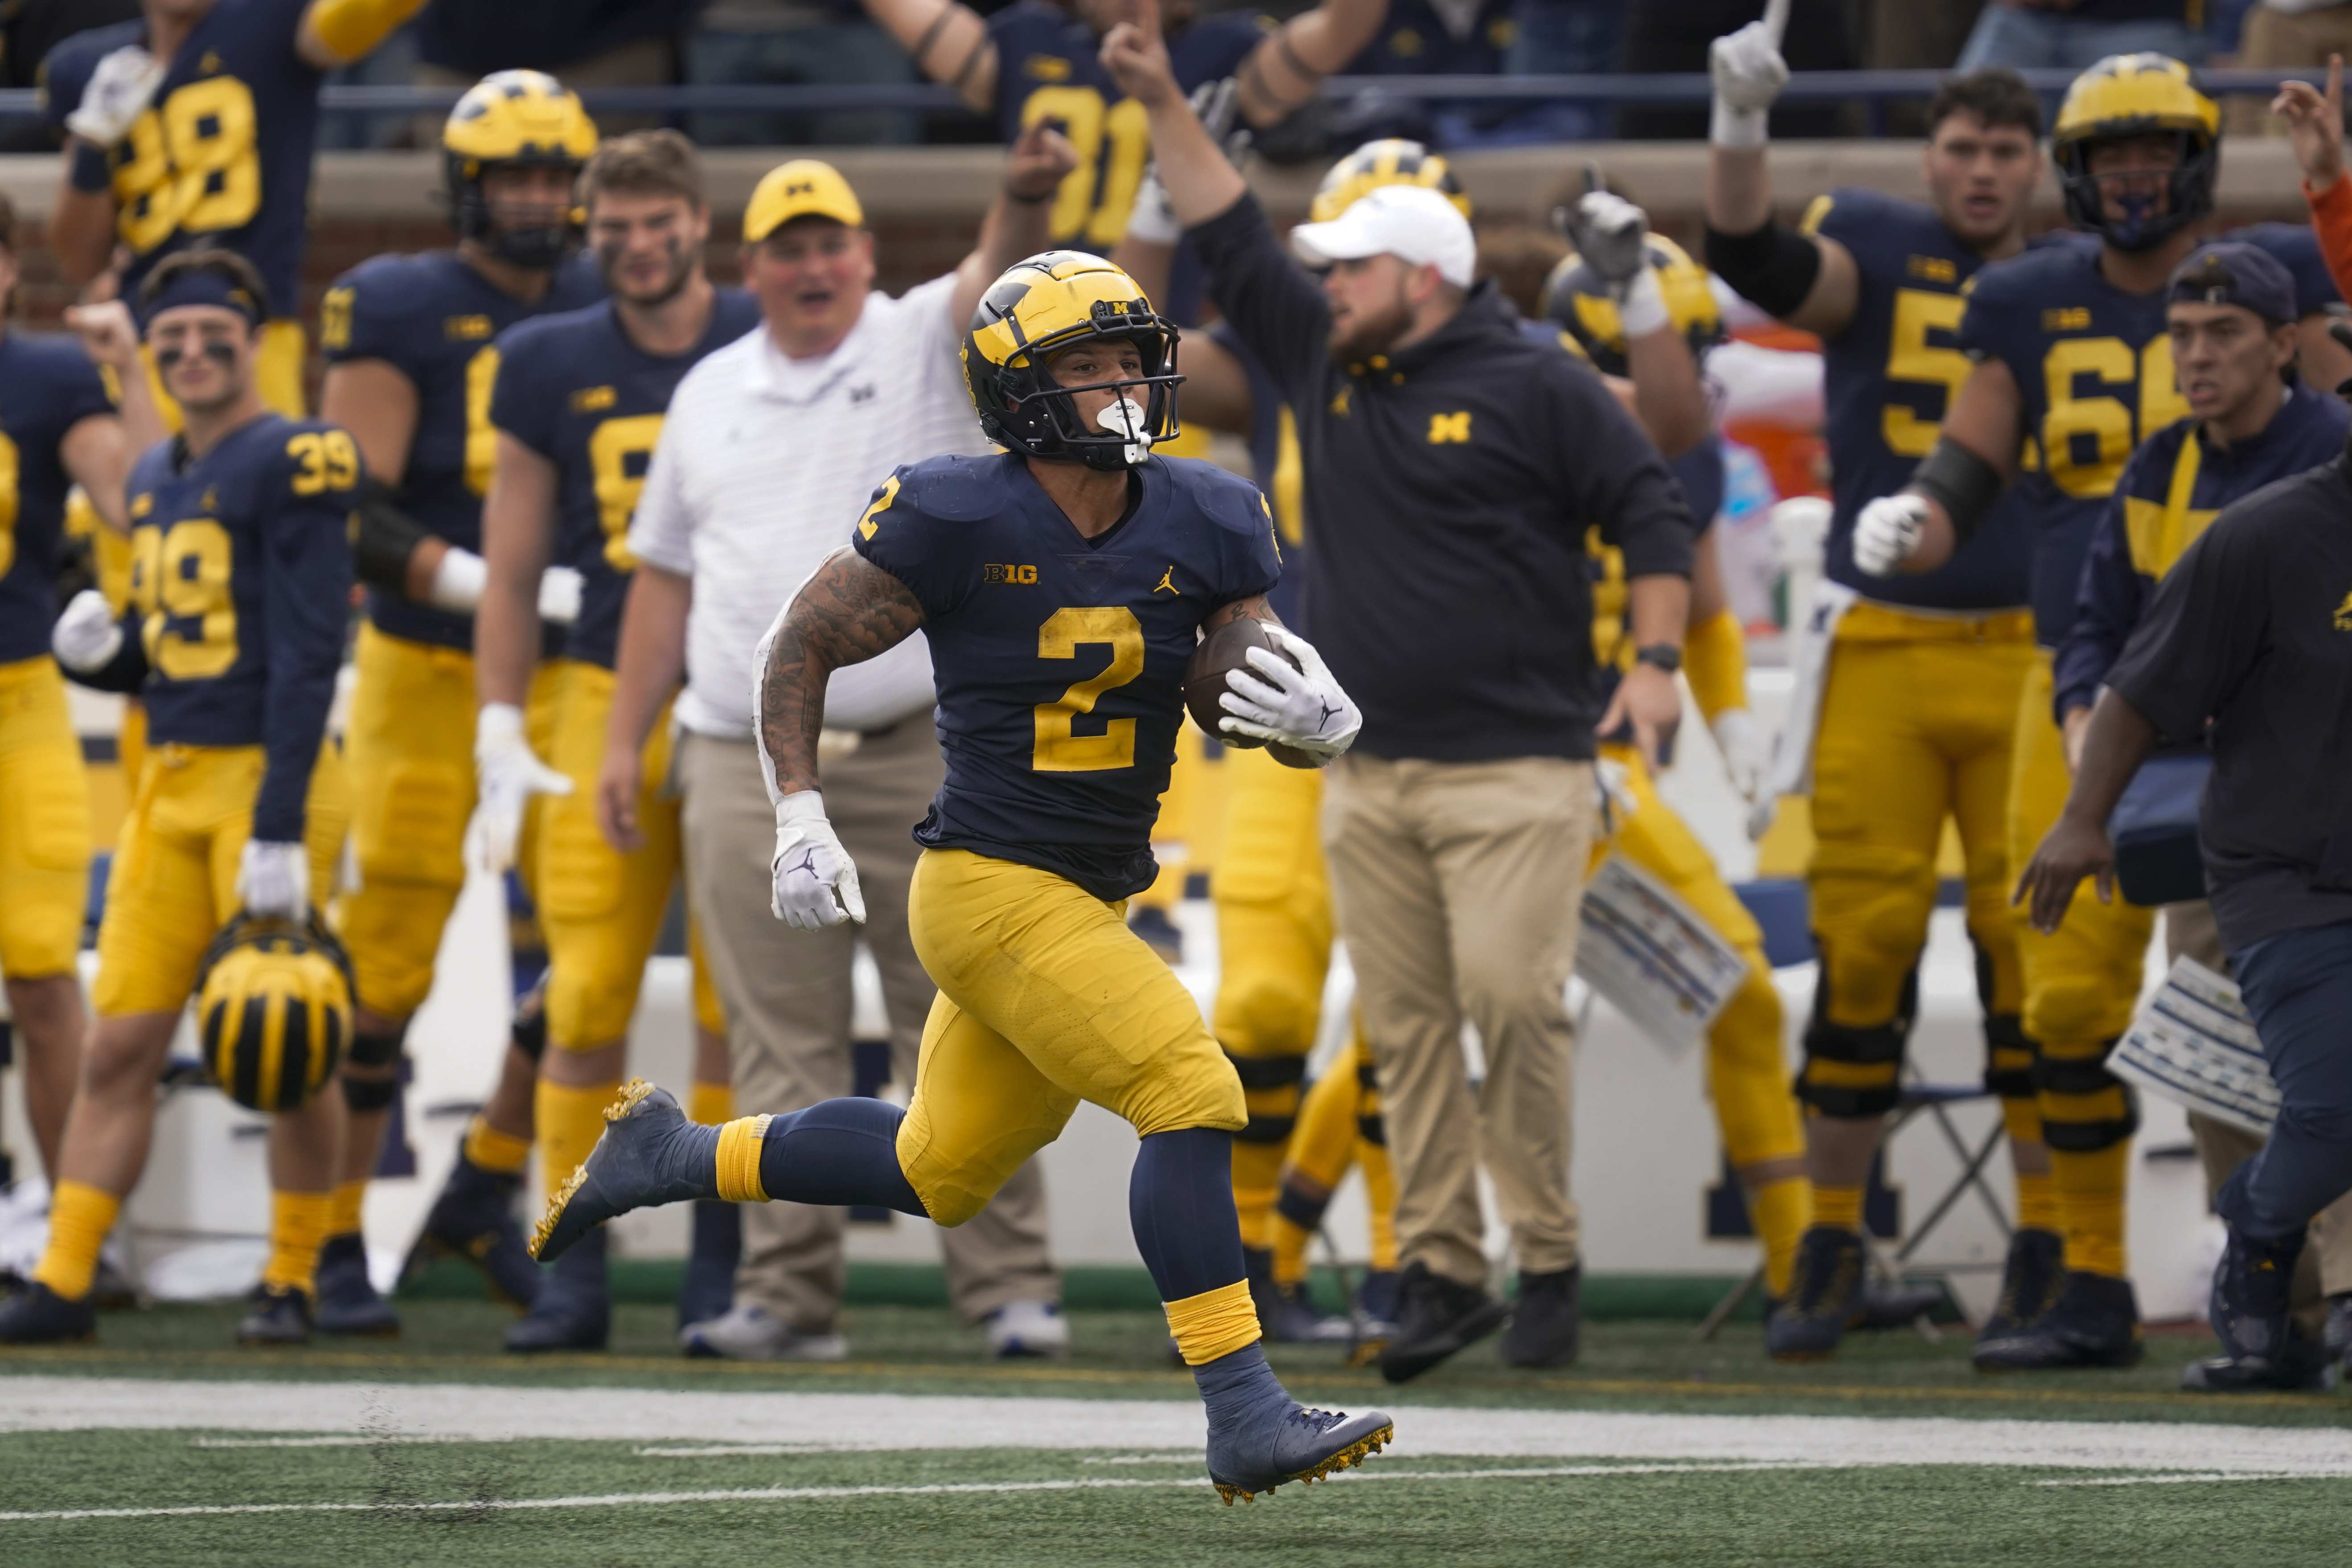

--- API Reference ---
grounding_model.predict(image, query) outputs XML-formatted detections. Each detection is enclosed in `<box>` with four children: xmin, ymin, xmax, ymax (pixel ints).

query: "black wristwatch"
<box><xmin>1634</xmin><ymin>643</ymin><xmax>1683</xmax><ymax>674</ymax></box>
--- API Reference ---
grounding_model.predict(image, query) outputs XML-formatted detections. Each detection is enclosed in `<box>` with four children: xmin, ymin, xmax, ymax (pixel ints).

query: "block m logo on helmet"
<box><xmin>963</xmin><ymin>250</ymin><xmax>1184</xmax><ymax>474</ymax></box>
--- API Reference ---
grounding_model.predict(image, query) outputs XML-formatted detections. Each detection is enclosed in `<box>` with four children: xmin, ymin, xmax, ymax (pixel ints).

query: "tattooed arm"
<box><xmin>1203</xmin><ymin>594</ymin><xmax>1281</xmax><ymax>632</ymax></box>
<box><xmin>755</xmin><ymin>548</ymin><xmax>928</xmax><ymax>800</ymax></box>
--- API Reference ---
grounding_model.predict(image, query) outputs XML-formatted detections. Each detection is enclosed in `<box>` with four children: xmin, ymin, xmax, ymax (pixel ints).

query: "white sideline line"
<box><xmin>1080</xmin><ymin>1453</ymin><xmax>1203</xmax><ymax>1465</ymax></box>
<box><xmin>2036</xmin><ymin>1472</ymin><xmax>2330</xmax><ymax>1488</ymax></box>
<box><xmin>192</xmin><ymin>1436</ymin><xmax>461</xmax><ymax>1449</ymax></box>
<box><xmin>636</xmin><ymin>1445</ymin><xmax>844</xmax><ymax>1458</ymax></box>
<box><xmin>0</xmin><ymin>1463</ymin><xmax>1820</xmax><ymax>1524</ymax></box>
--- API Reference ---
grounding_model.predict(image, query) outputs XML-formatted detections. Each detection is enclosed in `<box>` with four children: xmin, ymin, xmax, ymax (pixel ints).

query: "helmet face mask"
<box><xmin>965</xmin><ymin>252</ymin><xmax>1184</xmax><ymax>472</ymax></box>
<box><xmin>443</xmin><ymin>70</ymin><xmax>599</xmax><ymax>270</ymax></box>
<box><xmin>2052</xmin><ymin>53</ymin><xmax>2219</xmax><ymax>253</ymax></box>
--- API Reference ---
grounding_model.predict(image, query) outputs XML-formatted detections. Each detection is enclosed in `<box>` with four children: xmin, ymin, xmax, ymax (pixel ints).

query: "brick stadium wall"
<box><xmin>0</xmin><ymin>136</ymin><xmax>2322</xmax><ymax>391</ymax></box>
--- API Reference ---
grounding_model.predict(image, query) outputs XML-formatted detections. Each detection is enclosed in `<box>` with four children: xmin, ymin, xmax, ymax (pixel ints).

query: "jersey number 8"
<box><xmin>112</xmin><ymin>78</ymin><xmax>262</xmax><ymax>255</ymax></box>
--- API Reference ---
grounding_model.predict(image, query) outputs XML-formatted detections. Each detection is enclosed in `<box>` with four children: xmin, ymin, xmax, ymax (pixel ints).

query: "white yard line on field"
<box><xmin>5</xmin><ymin>1378</ymin><xmax>2352</xmax><ymax>1477</ymax></box>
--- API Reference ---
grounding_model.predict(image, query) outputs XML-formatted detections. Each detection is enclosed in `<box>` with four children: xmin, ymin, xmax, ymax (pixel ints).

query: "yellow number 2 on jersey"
<box><xmin>1033</xmin><ymin>606</ymin><xmax>1144</xmax><ymax>772</ymax></box>
<box><xmin>286</xmin><ymin>430</ymin><xmax>360</xmax><ymax>495</ymax></box>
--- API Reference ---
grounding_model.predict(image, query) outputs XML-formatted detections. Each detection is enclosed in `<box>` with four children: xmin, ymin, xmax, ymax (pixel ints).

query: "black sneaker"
<box><xmin>505</xmin><ymin>1231</ymin><xmax>610</xmax><ymax>1353</ymax></box>
<box><xmin>1974</xmin><ymin>1227</ymin><xmax>2065</xmax><ymax>1346</ymax></box>
<box><xmin>0</xmin><ymin>1280</ymin><xmax>96</xmax><ymax>1344</ymax></box>
<box><xmin>409</xmin><ymin>1149</ymin><xmax>542</xmax><ymax>1309</ymax></box>
<box><xmin>237</xmin><ymin>1285</ymin><xmax>312</xmax><ymax>1346</ymax></box>
<box><xmin>1500</xmin><ymin>1265</ymin><xmax>1580</xmax><ymax>1369</ymax></box>
<box><xmin>1375</xmin><ymin>1260</ymin><xmax>1509</xmax><ymax>1383</ymax></box>
<box><xmin>313</xmin><ymin>1233</ymin><xmax>400</xmax><ymax>1337</ymax></box>
<box><xmin>1973</xmin><ymin>1271</ymin><xmax>2142</xmax><ymax>1371</ymax></box>
<box><xmin>1765</xmin><ymin>1227</ymin><xmax>1864</xmax><ymax>1362</ymax></box>
<box><xmin>2181</xmin><ymin>1326</ymin><xmax>2334</xmax><ymax>1392</ymax></box>
<box><xmin>2200</xmin><ymin>1224</ymin><xmax>2303</xmax><ymax>1382</ymax></box>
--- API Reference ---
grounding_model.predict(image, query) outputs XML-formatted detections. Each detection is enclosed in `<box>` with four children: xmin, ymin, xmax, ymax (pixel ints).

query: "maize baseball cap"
<box><xmin>1290</xmin><ymin>184</ymin><xmax>1476</xmax><ymax>290</ymax></box>
<box><xmin>744</xmin><ymin>158</ymin><xmax>864</xmax><ymax>242</ymax></box>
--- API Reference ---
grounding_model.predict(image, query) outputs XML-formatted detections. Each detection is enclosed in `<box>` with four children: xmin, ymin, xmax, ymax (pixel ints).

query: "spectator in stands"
<box><xmin>1956</xmin><ymin>0</ymin><xmax>2208</xmax><ymax>73</ymax></box>
<box><xmin>1620</xmin><ymin>0</ymin><xmax>1855</xmax><ymax>140</ymax></box>
<box><xmin>416</xmin><ymin>0</ymin><xmax>703</xmax><ymax>130</ymax></box>
<box><xmin>1855</xmin><ymin>0</ymin><xmax>1987</xmax><ymax>135</ymax></box>
<box><xmin>689</xmin><ymin>0</ymin><xmax>922</xmax><ymax>146</ymax></box>
<box><xmin>2228</xmin><ymin>2</ymin><xmax>2352</xmax><ymax>134</ymax></box>
<box><xmin>1330</xmin><ymin>0</ymin><xmax>1613</xmax><ymax>147</ymax></box>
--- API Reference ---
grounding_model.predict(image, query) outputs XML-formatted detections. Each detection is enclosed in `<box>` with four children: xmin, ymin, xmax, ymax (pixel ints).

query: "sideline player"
<box><xmin>42</xmin><ymin>0</ymin><xmax>431</xmax><ymax>417</ymax></box>
<box><xmin>534</xmin><ymin>249</ymin><xmax>1396</xmax><ymax>1503</ymax></box>
<box><xmin>309</xmin><ymin>70</ymin><xmax>602</xmax><ymax>1335</ymax></box>
<box><xmin>1706</xmin><ymin>25</ymin><xmax>2066</xmax><ymax>1360</ymax></box>
<box><xmin>0</xmin><ymin>203</ymin><xmax>146</xmax><ymax>1211</ymax></box>
<box><xmin>0</xmin><ymin>250</ymin><xmax>355</xmax><ymax>1346</ymax></box>
<box><xmin>472</xmin><ymin>131</ymin><xmax>762</xmax><ymax>1353</ymax></box>
<box><xmin>1855</xmin><ymin>55</ymin><xmax>2336</xmax><ymax>1370</ymax></box>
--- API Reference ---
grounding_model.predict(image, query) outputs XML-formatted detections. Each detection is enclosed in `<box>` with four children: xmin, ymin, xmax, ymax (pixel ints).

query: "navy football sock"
<box><xmin>1128</xmin><ymin>1128</ymin><xmax>1248</xmax><ymax>1303</ymax></box>
<box><xmin>755</xmin><ymin>1097</ymin><xmax>927</xmax><ymax>1216</ymax></box>
<box><xmin>1194</xmin><ymin>1342</ymin><xmax>1295</xmax><ymax>1436</ymax></box>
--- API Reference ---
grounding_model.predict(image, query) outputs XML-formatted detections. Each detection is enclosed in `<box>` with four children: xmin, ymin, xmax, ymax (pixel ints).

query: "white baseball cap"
<box><xmin>1290</xmin><ymin>184</ymin><xmax>1476</xmax><ymax>290</ymax></box>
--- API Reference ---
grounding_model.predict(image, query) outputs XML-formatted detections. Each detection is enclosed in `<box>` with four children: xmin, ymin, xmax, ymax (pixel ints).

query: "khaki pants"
<box><xmin>2228</xmin><ymin>4</ymin><xmax>2352</xmax><ymax>135</ymax></box>
<box><xmin>2165</xmin><ymin>901</ymin><xmax>2352</xmax><ymax>1310</ymax></box>
<box><xmin>1322</xmin><ymin>752</ymin><xmax>1597</xmax><ymax>1286</ymax></box>
<box><xmin>677</xmin><ymin>724</ymin><xmax>1057</xmax><ymax>1330</ymax></box>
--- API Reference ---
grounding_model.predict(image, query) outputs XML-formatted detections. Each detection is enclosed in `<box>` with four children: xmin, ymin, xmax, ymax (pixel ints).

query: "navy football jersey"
<box><xmin>321</xmin><ymin>249</ymin><xmax>604</xmax><ymax>650</ymax></box>
<box><xmin>1800</xmin><ymin>188</ymin><xmax>2032</xmax><ymax>613</ymax></box>
<box><xmin>854</xmin><ymin>452</ymin><xmax>1283</xmax><ymax>900</ymax></box>
<box><xmin>488</xmin><ymin>288</ymin><xmax>761</xmax><ymax>670</ymax></box>
<box><xmin>0</xmin><ymin>332</ymin><xmax>119</xmax><ymax>664</ymax></box>
<box><xmin>43</xmin><ymin>0</ymin><xmax>324</xmax><ymax>317</ymax></box>
<box><xmin>123</xmin><ymin>414</ymin><xmax>357</xmax><ymax>839</ymax></box>
<box><xmin>989</xmin><ymin>0</ymin><xmax>1259</xmax><ymax>320</ymax></box>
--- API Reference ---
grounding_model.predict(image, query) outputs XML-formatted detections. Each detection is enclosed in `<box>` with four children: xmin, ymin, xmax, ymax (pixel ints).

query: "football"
<box><xmin>1183</xmin><ymin>616</ymin><xmax>1299</xmax><ymax>749</ymax></box>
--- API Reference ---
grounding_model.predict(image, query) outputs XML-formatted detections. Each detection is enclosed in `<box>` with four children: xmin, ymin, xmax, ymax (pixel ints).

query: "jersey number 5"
<box><xmin>1881</xmin><ymin>289</ymin><xmax>1970</xmax><ymax>457</ymax></box>
<box><xmin>1033</xmin><ymin>607</ymin><xmax>1144</xmax><ymax>772</ymax></box>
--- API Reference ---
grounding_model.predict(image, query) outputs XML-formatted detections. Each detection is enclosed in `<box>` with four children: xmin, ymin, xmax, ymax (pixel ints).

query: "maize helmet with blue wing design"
<box><xmin>1543</xmin><ymin>233</ymin><xmax>1724</xmax><ymax>379</ymax></box>
<box><xmin>963</xmin><ymin>251</ymin><xmax>1183</xmax><ymax>472</ymax></box>
<box><xmin>2052</xmin><ymin>53</ymin><xmax>2218</xmax><ymax>253</ymax></box>
<box><xmin>443</xmin><ymin>70</ymin><xmax>600</xmax><ymax>268</ymax></box>
<box><xmin>1310</xmin><ymin>139</ymin><xmax>1471</xmax><ymax>225</ymax></box>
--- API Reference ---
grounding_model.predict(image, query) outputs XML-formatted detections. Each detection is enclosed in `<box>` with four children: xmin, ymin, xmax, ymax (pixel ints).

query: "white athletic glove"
<box><xmin>1712</xmin><ymin>709</ymin><xmax>1766</xmax><ymax>809</ymax></box>
<box><xmin>1708</xmin><ymin>15</ymin><xmax>1789</xmax><ymax>150</ymax></box>
<box><xmin>1219</xmin><ymin>627</ymin><xmax>1362</xmax><ymax>762</ymax></box>
<box><xmin>66</xmin><ymin>45</ymin><xmax>165</xmax><ymax>148</ymax></box>
<box><xmin>1127</xmin><ymin>77</ymin><xmax>1246</xmax><ymax>246</ymax></box>
<box><xmin>537</xmin><ymin>565</ymin><xmax>583</xmax><ymax>626</ymax></box>
<box><xmin>472</xmin><ymin>702</ymin><xmax>571</xmax><ymax>874</ymax></box>
<box><xmin>1562</xmin><ymin>189</ymin><xmax>1650</xmax><ymax>289</ymax></box>
<box><xmin>51</xmin><ymin>588</ymin><xmax>123</xmax><ymax>672</ymax></box>
<box><xmin>1851</xmin><ymin>493</ymin><xmax>1930</xmax><ymax>577</ymax></box>
<box><xmin>236</xmin><ymin>839</ymin><xmax>310</xmax><ymax>920</ymax></box>
<box><xmin>771</xmin><ymin>791</ymin><xmax>864</xmax><ymax>930</ymax></box>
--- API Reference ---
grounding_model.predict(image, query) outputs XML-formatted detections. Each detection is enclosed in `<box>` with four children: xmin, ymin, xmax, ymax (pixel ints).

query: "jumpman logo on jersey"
<box><xmin>1154</xmin><ymin>565</ymin><xmax>1177</xmax><ymax>594</ymax></box>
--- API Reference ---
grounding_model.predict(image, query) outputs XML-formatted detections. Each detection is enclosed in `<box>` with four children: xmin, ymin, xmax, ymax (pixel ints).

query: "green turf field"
<box><xmin>5</xmin><ymin>1298</ymin><xmax>2350</xmax><ymax>1567</ymax></box>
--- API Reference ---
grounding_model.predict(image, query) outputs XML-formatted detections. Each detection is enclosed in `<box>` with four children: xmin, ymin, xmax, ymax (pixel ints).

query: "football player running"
<box><xmin>533</xmin><ymin>249</ymin><xmax>1396</xmax><ymax>1503</ymax></box>
<box><xmin>0</xmin><ymin>250</ymin><xmax>356</xmax><ymax>1347</ymax></box>
<box><xmin>43</xmin><ymin>0</ymin><xmax>431</xmax><ymax>417</ymax></box>
<box><xmin>308</xmin><ymin>70</ymin><xmax>603</xmax><ymax>1337</ymax></box>
<box><xmin>1855</xmin><ymin>54</ymin><xmax>2328</xmax><ymax>1371</ymax></box>
<box><xmin>1703</xmin><ymin>12</ymin><xmax>2056</xmax><ymax>1362</ymax></box>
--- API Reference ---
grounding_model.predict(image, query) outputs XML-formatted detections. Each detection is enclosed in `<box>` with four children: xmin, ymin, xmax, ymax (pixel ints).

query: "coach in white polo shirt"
<box><xmin>601</xmin><ymin>139</ymin><xmax>1072</xmax><ymax>1359</ymax></box>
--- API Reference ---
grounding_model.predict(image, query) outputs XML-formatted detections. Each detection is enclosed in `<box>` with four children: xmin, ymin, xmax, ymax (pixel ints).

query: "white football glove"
<box><xmin>66</xmin><ymin>45</ymin><xmax>165</xmax><ymax>148</ymax></box>
<box><xmin>1708</xmin><ymin>14</ymin><xmax>1789</xmax><ymax>150</ymax></box>
<box><xmin>1712</xmin><ymin>708</ymin><xmax>1767</xmax><ymax>809</ymax></box>
<box><xmin>472</xmin><ymin>702</ymin><xmax>571</xmax><ymax>874</ymax></box>
<box><xmin>236</xmin><ymin>839</ymin><xmax>310</xmax><ymax>920</ymax></box>
<box><xmin>425</xmin><ymin>547</ymin><xmax>488</xmax><ymax>614</ymax></box>
<box><xmin>771</xmin><ymin>791</ymin><xmax>864</xmax><ymax>930</ymax></box>
<box><xmin>1127</xmin><ymin>77</ymin><xmax>1246</xmax><ymax>246</ymax></box>
<box><xmin>1852</xmin><ymin>493</ymin><xmax>1930</xmax><ymax>577</ymax></box>
<box><xmin>51</xmin><ymin>588</ymin><xmax>123</xmax><ymax>672</ymax></box>
<box><xmin>1562</xmin><ymin>189</ymin><xmax>1650</xmax><ymax>288</ymax></box>
<box><xmin>537</xmin><ymin>564</ymin><xmax>583</xmax><ymax>626</ymax></box>
<box><xmin>1219</xmin><ymin>627</ymin><xmax>1362</xmax><ymax>762</ymax></box>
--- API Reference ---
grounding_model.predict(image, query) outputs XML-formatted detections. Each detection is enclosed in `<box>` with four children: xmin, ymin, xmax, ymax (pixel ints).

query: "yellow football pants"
<box><xmin>2009</xmin><ymin>655</ymin><xmax>2151</xmax><ymax>1154</ymax></box>
<box><xmin>0</xmin><ymin>654</ymin><xmax>93</xmax><ymax>979</ymax></box>
<box><xmin>1601</xmin><ymin>743</ymin><xmax>1808</xmax><ymax>1175</ymax></box>
<box><xmin>1802</xmin><ymin>604</ymin><xmax>2036</xmax><ymax>1116</ymax></box>
<box><xmin>342</xmin><ymin>625</ymin><xmax>563</xmax><ymax>1019</ymax></box>
<box><xmin>894</xmin><ymin>848</ymin><xmax>1245</xmax><ymax>1227</ymax></box>
<box><xmin>92</xmin><ymin>739</ymin><xmax>349</xmax><ymax>1017</ymax></box>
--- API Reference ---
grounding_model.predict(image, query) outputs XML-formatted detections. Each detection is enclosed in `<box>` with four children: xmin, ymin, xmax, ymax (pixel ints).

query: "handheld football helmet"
<box><xmin>2052</xmin><ymin>53</ymin><xmax>2218</xmax><ymax>253</ymax></box>
<box><xmin>443</xmin><ymin>70</ymin><xmax>599</xmax><ymax>269</ymax></box>
<box><xmin>963</xmin><ymin>251</ymin><xmax>1182</xmax><ymax>472</ymax></box>
<box><xmin>194</xmin><ymin>913</ymin><xmax>355</xmax><ymax>1114</ymax></box>
<box><xmin>1543</xmin><ymin>233</ymin><xmax>1724</xmax><ymax>378</ymax></box>
<box><xmin>1310</xmin><ymin>138</ymin><xmax>1471</xmax><ymax>225</ymax></box>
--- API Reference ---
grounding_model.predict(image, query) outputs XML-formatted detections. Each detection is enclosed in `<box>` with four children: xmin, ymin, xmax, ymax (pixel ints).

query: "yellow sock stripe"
<box><xmin>327</xmin><ymin>1179</ymin><xmax>367</xmax><ymax>1239</ymax></box>
<box><xmin>262</xmin><ymin>1190</ymin><xmax>337</xmax><ymax>1293</ymax></box>
<box><xmin>690</xmin><ymin>1081</ymin><xmax>736</xmax><ymax>1128</ymax></box>
<box><xmin>1164</xmin><ymin>1278</ymin><xmax>1261</xmax><ymax>1367</ymax></box>
<box><xmin>1748</xmin><ymin>1176</ymin><xmax>1813</xmax><ymax>1301</ymax></box>
<box><xmin>714</xmin><ymin>1115</ymin><xmax>772</xmax><ymax>1204</ymax></box>
<box><xmin>2015</xmin><ymin>1172</ymin><xmax>2062</xmax><ymax>1236</ymax></box>
<box><xmin>31</xmin><ymin>1180</ymin><xmax>121</xmax><ymax>1302</ymax></box>
<box><xmin>464</xmin><ymin>1118</ymin><xmax>533</xmax><ymax>1176</ymax></box>
<box><xmin>1813</xmin><ymin>1183</ymin><xmax>1863</xmax><ymax>1235</ymax></box>
<box><xmin>1683</xmin><ymin>607</ymin><xmax>1749</xmax><ymax>724</ymax></box>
